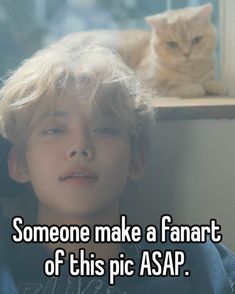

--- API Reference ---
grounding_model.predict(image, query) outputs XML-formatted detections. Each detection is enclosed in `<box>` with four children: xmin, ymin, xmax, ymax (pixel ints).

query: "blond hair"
<box><xmin>0</xmin><ymin>41</ymin><xmax>155</xmax><ymax>156</ymax></box>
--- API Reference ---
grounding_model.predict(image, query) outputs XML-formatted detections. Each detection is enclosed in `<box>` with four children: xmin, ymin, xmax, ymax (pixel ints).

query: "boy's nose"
<box><xmin>65</xmin><ymin>146</ymin><xmax>95</xmax><ymax>161</ymax></box>
<box><xmin>65</xmin><ymin>136</ymin><xmax>95</xmax><ymax>161</ymax></box>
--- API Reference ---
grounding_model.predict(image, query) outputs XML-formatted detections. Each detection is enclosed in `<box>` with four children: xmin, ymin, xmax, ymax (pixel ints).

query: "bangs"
<box><xmin>0</xmin><ymin>44</ymin><xmax>154</xmax><ymax>153</ymax></box>
<box><xmin>91</xmin><ymin>81</ymin><xmax>136</xmax><ymax>130</ymax></box>
<box><xmin>10</xmin><ymin>72</ymin><xmax>136</xmax><ymax>146</ymax></box>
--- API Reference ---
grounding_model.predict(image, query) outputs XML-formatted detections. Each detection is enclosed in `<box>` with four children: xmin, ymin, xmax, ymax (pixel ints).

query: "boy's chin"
<box><xmin>42</xmin><ymin>201</ymin><xmax>120</xmax><ymax>221</ymax></box>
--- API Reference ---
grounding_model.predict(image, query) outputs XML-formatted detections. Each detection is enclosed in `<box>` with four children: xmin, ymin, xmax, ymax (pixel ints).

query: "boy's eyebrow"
<box><xmin>52</xmin><ymin>111</ymin><xmax>68</xmax><ymax>117</ymax></box>
<box><xmin>99</xmin><ymin>110</ymin><xmax>122</xmax><ymax>121</ymax></box>
<box><xmin>42</xmin><ymin>111</ymin><xmax>68</xmax><ymax>119</ymax></box>
<box><xmin>96</xmin><ymin>112</ymin><xmax>122</xmax><ymax>123</ymax></box>
<box><xmin>40</xmin><ymin>110</ymin><xmax>123</xmax><ymax>124</ymax></box>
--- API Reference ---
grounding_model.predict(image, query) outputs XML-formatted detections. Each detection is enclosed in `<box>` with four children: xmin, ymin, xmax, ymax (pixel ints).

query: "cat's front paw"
<box><xmin>204</xmin><ymin>80</ymin><xmax>227</xmax><ymax>96</ymax></box>
<box><xmin>170</xmin><ymin>84</ymin><xmax>205</xmax><ymax>98</ymax></box>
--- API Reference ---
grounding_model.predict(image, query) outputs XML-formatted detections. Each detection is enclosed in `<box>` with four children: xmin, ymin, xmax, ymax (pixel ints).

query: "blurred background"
<box><xmin>0</xmin><ymin>0</ymin><xmax>218</xmax><ymax>80</ymax></box>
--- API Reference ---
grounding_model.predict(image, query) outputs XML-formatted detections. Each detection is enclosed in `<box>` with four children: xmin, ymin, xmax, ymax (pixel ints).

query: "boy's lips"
<box><xmin>59</xmin><ymin>168</ymin><xmax>98</xmax><ymax>182</ymax></box>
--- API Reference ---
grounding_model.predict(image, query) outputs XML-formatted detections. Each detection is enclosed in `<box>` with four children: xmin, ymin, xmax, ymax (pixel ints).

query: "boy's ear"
<box><xmin>8</xmin><ymin>148</ymin><xmax>29</xmax><ymax>183</ymax></box>
<box><xmin>128</xmin><ymin>147</ymin><xmax>146</xmax><ymax>181</ymax></box>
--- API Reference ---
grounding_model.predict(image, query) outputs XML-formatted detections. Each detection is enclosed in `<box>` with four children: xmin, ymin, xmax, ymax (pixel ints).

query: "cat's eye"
<box><xmin>166</xmin><ymin>41</ymin><xmax>178</xmax><ymax>49</ymax></box>
<box><xmin>192</xmin><ymin>36</ymin><xmax>202</xmax><ymax>45</ymax></box>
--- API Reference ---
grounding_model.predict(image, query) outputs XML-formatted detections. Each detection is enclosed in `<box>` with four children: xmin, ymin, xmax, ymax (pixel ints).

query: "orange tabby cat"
<box><xmin>143</xmin><ymin>3</ymin><xmax>226</xmax><ymax>97</ymax></box>
<box><xmin>57</xmin><ymin>3</ymin><xmax>225</xmax><ymax>98</ymax></box>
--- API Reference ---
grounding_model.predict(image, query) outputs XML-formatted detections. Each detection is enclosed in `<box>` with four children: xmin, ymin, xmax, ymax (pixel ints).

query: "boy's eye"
<box><xmin>42</xmin><ymin>127</ymin><xmax>65</xmax><ymax>136</ymax></box>
<box><xmin>94</xmin><ymin>127</ymin><xmax>119</xmax><ymax>135</ymax></box>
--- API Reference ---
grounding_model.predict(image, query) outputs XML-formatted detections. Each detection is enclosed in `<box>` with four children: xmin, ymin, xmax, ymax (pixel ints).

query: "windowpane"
<box><xmin>0</xmin><ymin>0</ymin><xmax>219</xmax><ymax>79</ymax></box>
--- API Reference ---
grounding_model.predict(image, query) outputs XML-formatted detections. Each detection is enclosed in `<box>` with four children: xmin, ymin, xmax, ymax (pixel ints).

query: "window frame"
<box><xmin>219</xmin><ymin>0</ymin><xmax>235</xmax><ymax>98</ymax></box>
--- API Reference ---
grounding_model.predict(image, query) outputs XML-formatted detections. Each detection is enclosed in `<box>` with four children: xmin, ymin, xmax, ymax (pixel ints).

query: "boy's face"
<box><xmin>10</xmin><ymin>90</ymin><xmax>145</xmax><ymax>218</ymax></box>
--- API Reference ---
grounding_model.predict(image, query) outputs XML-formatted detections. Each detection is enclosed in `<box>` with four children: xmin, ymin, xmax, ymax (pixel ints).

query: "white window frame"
<box><xmin>220</xmin><ymin>0</ymin><xmax>235</xmax><ymax>97</ymax></box>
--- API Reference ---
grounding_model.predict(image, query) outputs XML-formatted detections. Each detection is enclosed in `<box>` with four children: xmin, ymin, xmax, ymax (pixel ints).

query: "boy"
<box><xmin>0</xmin><ymin>41</ymin><xmax>234</xmax><ymax>294</ymax></box>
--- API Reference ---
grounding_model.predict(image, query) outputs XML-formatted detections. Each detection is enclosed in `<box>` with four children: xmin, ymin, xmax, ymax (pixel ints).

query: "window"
<box><xmin>0</xmin><ymin>0</ymin><xmax>219</xmax><ymax>79</ymax></box>
<box><xmin>1</xmin><ymin>0</ymin><xmax>234</xmax><ymax>120</ymax></box>
<box><xmin>219</xmin><ymin>0</ymin><xmax>235</xmax><ymax>97</ymax></box>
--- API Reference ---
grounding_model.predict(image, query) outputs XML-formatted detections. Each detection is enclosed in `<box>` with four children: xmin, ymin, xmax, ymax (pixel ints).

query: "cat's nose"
<box><xmin>183</xmin><ymin>51</ymin><xmax>191</xmax><ymax>58</ymax></box>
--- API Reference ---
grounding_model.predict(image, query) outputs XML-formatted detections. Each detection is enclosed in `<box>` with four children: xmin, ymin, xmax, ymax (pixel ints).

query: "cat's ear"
<box><xmin>195</xmin><ymin>3</ymin><xmax>213</xmax><ymax>21</ymax></box>
<box><xmin>145</xmin><ymin>15</ymin><xmax>166</xmax><ymax>34</ymax></box>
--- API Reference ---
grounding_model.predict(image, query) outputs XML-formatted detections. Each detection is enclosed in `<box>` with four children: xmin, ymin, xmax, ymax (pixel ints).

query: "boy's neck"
<box><xmin>37</xmin><ymin>204</ymin><xmax>121</xmax><ymax>261</ymax></box>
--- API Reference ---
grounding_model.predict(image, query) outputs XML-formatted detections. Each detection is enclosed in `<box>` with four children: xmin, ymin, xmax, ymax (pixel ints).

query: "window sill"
<box><xmin>153</xmin><ymin>97</ymin><xmax>235</xmax><ymax>120</ymax></box>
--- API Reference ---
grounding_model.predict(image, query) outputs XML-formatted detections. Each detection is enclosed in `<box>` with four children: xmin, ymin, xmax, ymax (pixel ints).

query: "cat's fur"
<box><xmin>57</xmin><ymin>3</ymin><xmax>226</xmax><ymax>98</ymax></box>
